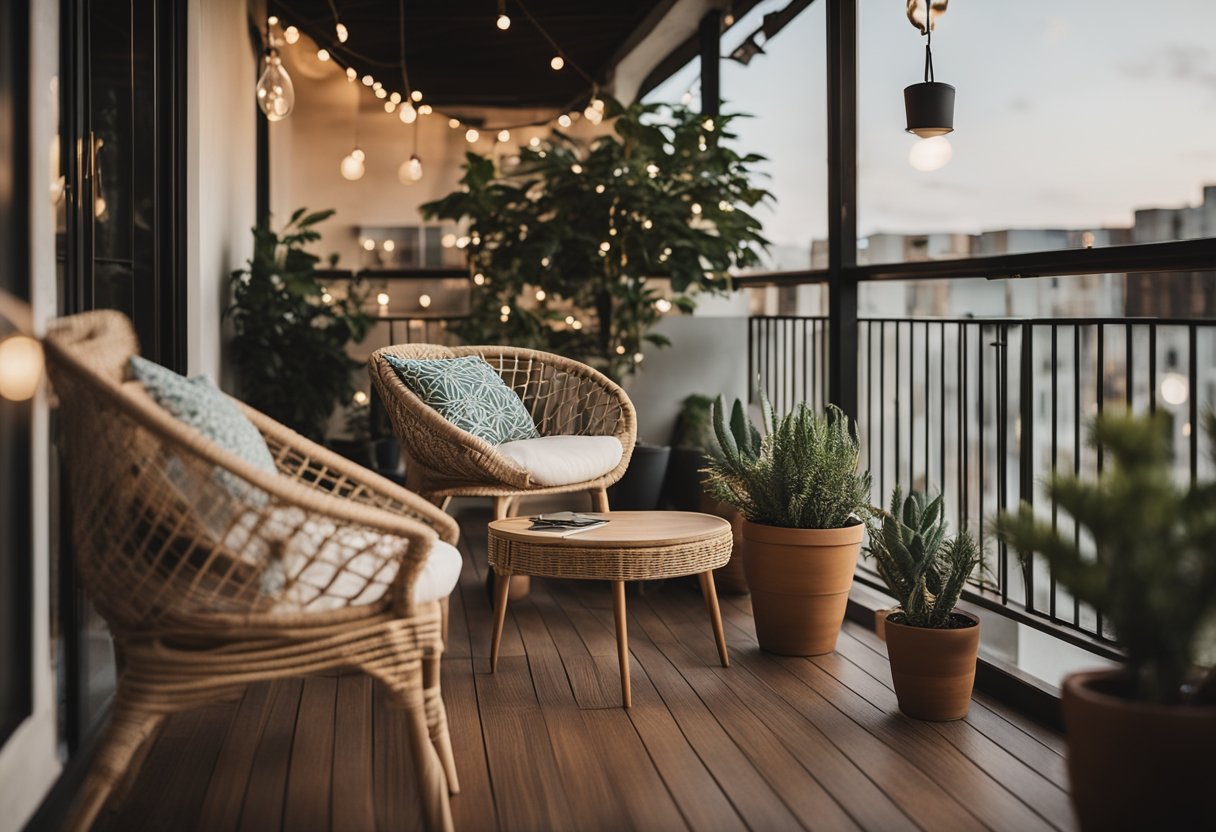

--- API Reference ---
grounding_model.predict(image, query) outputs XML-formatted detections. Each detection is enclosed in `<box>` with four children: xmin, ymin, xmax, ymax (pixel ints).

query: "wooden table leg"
<box><xmin>490</xmin><ymin>569</ymin><xmax>513</xmax><ymax>672</ymax></box>
<box><xmin>612</xmin><ymin>581</ymin><xmax>631</xmax><ymax>708</ymax></box>
<box><xmin>700</xmin><ymin>570</ymin><xmax>730</xmax><ymax>668</ymax></box>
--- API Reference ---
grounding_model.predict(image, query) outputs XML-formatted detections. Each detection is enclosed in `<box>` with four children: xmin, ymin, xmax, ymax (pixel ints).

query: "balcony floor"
<box><xmin>96</xmin><ymin>502</ymin><xmax>1075</xmax><ymax>831</ymax></box>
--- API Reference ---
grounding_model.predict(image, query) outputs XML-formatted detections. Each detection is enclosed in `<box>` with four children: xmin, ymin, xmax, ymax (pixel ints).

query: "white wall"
<box><xmin>0</xmin><ymin>3</ymin><xmax>65</xmax><ymax>828</ymax></box>
<box><xmin>187</xmin><ymin>0</ymin><xmax>257</xmax><ymax>381</ymax></box>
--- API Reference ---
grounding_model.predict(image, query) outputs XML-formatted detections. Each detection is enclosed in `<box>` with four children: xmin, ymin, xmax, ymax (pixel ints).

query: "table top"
<box><xmin>488</xmin><ymin>511</ymin><xmax>731</xmax><ymax>550</ymax></box>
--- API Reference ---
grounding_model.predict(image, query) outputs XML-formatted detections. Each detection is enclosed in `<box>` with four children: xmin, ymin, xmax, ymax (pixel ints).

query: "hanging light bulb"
<box><xmin>411</xmin><ymin>90</ymin><xmax>423</xmax><ymax>102</ymax></box>
<box><xmin>558</xmin><ymin>114</ymin><xmax>572</xmax><ymax>128</ymax></box>
<box><xmin>904</xmin><ymin>1</ymin><xmax>955</xmax><ymax>138</ymax></box>
<box><xmin>398</xmin><ymin>154</ymin><xmax>424</xmax><ymax>183</ymax></box>
<box><xmin>361</xmin><ymin>74</ymin><xmax>374</xmax><ymax>86</ymax></box>
<box><xmin>283</xmin><ymin>26</ymin><xmax>300</xmax><ymax>44</ymax></box>
<box><xmin>256</xmin><ymin>49</ymin><xmax>295</xmax><ymax>121</ymax></box>
<box><xmin>448</xmin><ymin>118</ymin><xmax>461</xmax><ymax>129</ymax></box>
<box><xmin>346</xmin><ymin>66</ymin><xmax>357</xmax><ymax>81</ymax></box>
<box><xmin>497</xmin><ymin>129</ymin><xmax>511</xmax><ymax>143</ymax></box>
<box><xmin>497</xmin><ymin>13</ymin><xmax>511</xmax><ymax>30</ymax></box>
<box><xmin>465</xmin><ymin>128</ymin><xmax>480</xmax><ymax>143</ymax></box>
<box><xmin>317</xmin><ymin>48</ymin><xmax>331</xmax><ymax>61</ymax></box>
<box><xmin>908</xmin><ymin>136</ymin><xmax>953</xmax><ymax>171</ymax></box>
<box><xmin>550</xmin><ymin>55</ymin><xmax>565</xmax><ymax>71</ymax></box>
<box><xmin>419</xmin><ymin>293</ymin><xmax>432</xmax><ymax>308</ymax></box>
<box><xmin>399</xmin><ymin>103</ymin><xmax>418</xmax><ymax>123</ymax></box>
<box><xmin>385</xmin><ymin>101</ymin><xmax>396</xmax><ymax>113</ymax></box>
<box><xmin>335</xmin><ymin>22</ymin><xmax>349</xmax><ymax>42</ymax></box>
<box><xmin>340</xmin><ymin>150</ymin><xmax>366</xmax><ymax>180</ymax></box>
<box><xmin>375</xmin><ymin>88</ymin><xmax>387</xmax><ymax>99</ymax></box>
<box><xmin>418</xmin><ymin>104</ymin><xmax>432</xmax><ymax>115</ymax></box>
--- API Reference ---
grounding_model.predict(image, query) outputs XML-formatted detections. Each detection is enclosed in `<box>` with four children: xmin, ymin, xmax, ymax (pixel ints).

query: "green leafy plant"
<box><xmin>421</xmin><ymin>97</ymin><xmax>771</xmax><ymax>380</ymax></box>
<box><xmin>866</xmin><ymin>487</ymin><xmax>981</xmax><ymax>628</ymax></box>
<box><xmin>995</xmin><ymin>411</ymin><xmax>1216</xmax><ymax>705</ymax></box>
<box><xmin>226</xmin><ymin>208</ymin><xmax>371</xmax><ymax>441</ymax></box>
<box><xmin>670</xmin><ymin>394</ymin><xmax>717</xmax><ymax>451</ymax></box>
<box><xmin>704</xmin><ymin>391</ymin><xmax>871</xmax><ymax>529</ymax></box>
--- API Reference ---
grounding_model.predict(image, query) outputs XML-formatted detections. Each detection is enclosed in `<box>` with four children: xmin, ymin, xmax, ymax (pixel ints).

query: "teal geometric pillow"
<box><xmin>384</xmin><ymin>354</ymin><xmax>540</xmax><ymax>445</ymax></box>
<box><xmin>129</xmin><ymin>356</ymin><xmax>277</xmax><ymax>496</ymax></box>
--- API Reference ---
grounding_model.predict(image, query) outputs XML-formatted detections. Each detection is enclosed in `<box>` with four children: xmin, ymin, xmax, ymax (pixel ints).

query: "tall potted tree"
<box><xmin>866</xmin><ymin>487</ymin><xmax>983</xmax><ymax>720</ymax></box>
<box><xmin>704</xmin><ymin>393</ymin><xmax>871</xmax><ymax>655</ymax></box>
<box><xmin>997</xmin><ymin>412</ymin><xmax>1216</xmax><ymax>829</ymax></box>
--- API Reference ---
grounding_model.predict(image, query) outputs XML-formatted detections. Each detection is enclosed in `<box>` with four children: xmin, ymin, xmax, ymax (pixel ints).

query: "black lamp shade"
<box><xmin>904</xmin><ymin>81</ymin><xmax>955</xmax><ymax>138</ymax></box>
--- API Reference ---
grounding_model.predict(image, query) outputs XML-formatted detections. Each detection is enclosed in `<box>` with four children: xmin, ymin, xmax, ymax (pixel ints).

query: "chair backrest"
<box><xmin>44</xmin><ymin>311</ymin><xmax>421</xmax><ymax>632</ymax></box>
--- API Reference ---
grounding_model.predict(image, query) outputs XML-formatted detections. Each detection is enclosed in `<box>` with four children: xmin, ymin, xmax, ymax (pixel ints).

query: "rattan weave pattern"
<box><xmin>487</xmin><ymin>530</ymin><xmax>733</xmax><ymax>581</ymax></box>
<box><xmin>44</xmin><ymin>310</ymin><xmax>458</xmax><ymax>832</ymax></box>
<box><xmin>369</xmin><ymin>344</ymin><xmax>637</xmax><ymax>500</ymax></box>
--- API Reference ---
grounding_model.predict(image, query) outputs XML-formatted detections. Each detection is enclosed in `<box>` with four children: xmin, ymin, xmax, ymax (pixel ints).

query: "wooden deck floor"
<box><xmin>97</xmin><ymin>503</ymin><xmax>1075</xmax><ymax>831</ymax></box>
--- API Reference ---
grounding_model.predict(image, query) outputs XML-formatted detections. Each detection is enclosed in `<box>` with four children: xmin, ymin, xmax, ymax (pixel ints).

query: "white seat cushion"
<box><xmin>496</xmin><ymin>434</ymin><xmax>624</xmax><ymax>487</ymax></box>
<box><xmin>411</xmin><ymin>539</ymin><xmax>463</xmax><ymax>604</ymax></box>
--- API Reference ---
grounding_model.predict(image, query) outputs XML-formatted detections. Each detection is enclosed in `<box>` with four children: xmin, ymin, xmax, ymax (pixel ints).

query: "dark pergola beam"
<box><xmin>698</xmin><ymin>9</ymin><xmax>721</xmax><ymax>116</ymax></box>
<box><xmin>826</xmin><ymin>0</ymin><xmax>858</xmax><ymax>419</ymax></box>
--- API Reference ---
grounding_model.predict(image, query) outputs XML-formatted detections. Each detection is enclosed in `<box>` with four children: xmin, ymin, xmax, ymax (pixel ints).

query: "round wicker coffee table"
<box><xmin>487</xmin><ymin>511</ymin><xmax>733</xmax><ymax>707</ymax></box>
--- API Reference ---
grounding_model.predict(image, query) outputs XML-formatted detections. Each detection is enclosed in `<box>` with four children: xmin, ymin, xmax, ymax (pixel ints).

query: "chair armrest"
<box><xmin>238</xmin><ymin>402</ymin><xmax>460</xmax><ymax>545</ymax></box>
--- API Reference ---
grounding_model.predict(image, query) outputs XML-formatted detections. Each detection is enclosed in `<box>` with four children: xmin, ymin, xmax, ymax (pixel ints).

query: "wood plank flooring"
<box><xmin>96</xmin><ymin>501</ymin><xmax>1074</xmax><ymax>831</ymax></box>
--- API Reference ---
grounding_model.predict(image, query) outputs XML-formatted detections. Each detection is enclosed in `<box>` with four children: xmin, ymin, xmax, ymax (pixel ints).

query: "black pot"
<box><xmin>327</xmin><ymin>438</ymin><xmax>376</xmax><ymax>470</ymax></box>
<box><xmin>608</xmin><ymin>443</ymin><xmax>672</xmax><ymax>510</ymax></box>
<box><xmin>904</xmin><ymin>81</ymin><xmax>955</xmax><ymax>138</ymax></box>
<box><xmin>663</xmin><ymin>447</ymin><xmax>708</xmax><ymax>511</ymax></box>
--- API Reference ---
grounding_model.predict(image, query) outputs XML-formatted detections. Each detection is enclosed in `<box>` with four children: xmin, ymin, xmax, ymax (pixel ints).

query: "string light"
<box><xmin>418</xmin><ymin>104</ymin><xmax>432</xmax><ymax>114</ymax></box>
<box><xmin>550</xmin><ymin>55</ymin><xmax>565</xmax><ymax>71</ymax></box>
<box><xmin>361</xmin><ymin>74</ymin><xmax>374</xmax><ymax>86</ymax></box>
<box><xmin>383</xmin><ymin>239</ymin><xmax>396</xmax><ymax>251</ymax></box>
<box><xmin>346</xmin><ymin>66</ymin><xmax>357</xmax><ymax>81</ymax></box>
<box><xmin>558</xmin><ymin>114</ymin><xmax>571</xmax><ymax>128</ymax></box>
<box><xmin>385</xmin><ymin>101</ymin><xmax>396</xmax><ymax>113</ymax></box>
<box><xmin>362</xmin><ymin>238</ymin><xmax>376</xmax><ymax>251</ymax></box>
<box><xmin>376</xmin><ymin>291</ymin><xmax>391</xmax><ymax>306</ymax></box>
<box><xmin>496</xmin><ymin>0</ymin><xmax>511</xmax><ymax>30</ymax></box>
<box><xmin>341</xmin><ymin>152</ymin><xmax>365</xmax><ymax>180</ymax></box>
<box><xmin>535</xmin><ymin>289</ymin><xmax>546</xmax><ymax>301</ymax></box>
<box><xmin>390</xmin><ymin>91</ymin><xmax>402</xmax><ymax>103</ymax></box>
<box><xmin>399</xmin><ymin>153</ymin><xmax>423</xmax><ymax>183</ymax></box>
<box><xmin>465</xmin><ymin>128</ymin><xmax>480</xmax><ymax>143</ymax></box>
<box><xmin>473</xmin><ymin>272</ymin><xmax>486</xmax><ymax>285</ymax></box>
<box><xmin>399</xmin><ymin>103</ymin><xmax>418</xmax><ymax>123</ymax></box>
<box><xmin>267</xmin><ymin>15</ymin><xmax>278</xmax><ymax>25</ymax></box>
<box><xmin>411</xmin><ymin>90</ymin><xmax>423</xmax><ymax>102</ymax></box>
<box><xmin>317</xmin><ymin>48</ymin><xmax>331</xmax><ymax>61</ymax></box>
<box><xmin>449</xmin><ymin>118</ymin><xmax>461</xmax><ymax>129</ymax></box>
<box><xmin>419</xmin><ymin>293</ymin><xmax>432</xmax><ymax>308</ymax></box>
<box><xmin>654</xmin><ymin>298</ymin><xmax>672</xmax><ymax>313</ymax></box>
<box><xmin>500</xmin><ymin>305</ymin><xmax>511</xmax><ymax>315</ymax></box>
<box><xmin>498</xmin><ymin>129</ymin><xmax>511</xmax><ymax>143</ymax></box>
<box><xmin>256</xmin><ymin>20</ymin><xmax>295</xmax><ymax>121</ymax></box>
<box><xmin>375</xmin><ymin>88</ymin><xmax>387</xmax><ymax>99</ymax></box>
<box><xmin>570</xmin><ymin>163</ymin><xmax>583</xmax><ymax>174</ymax></box>
<box><xmin>571</xmin><ymin>320</ymin><xmax>582</xmax><ymax>330</ymax></box>
<box><xmin>615</xmin><ymin>345</ymin><xmax>627</xmax><ymax>355</ymax></box>
<box><xmin>529</xmin><ymin>137</ymin><xmax>541</xmax><ymax>148</ymax></box>
<box><xmin>595</xmin><ymin>184</ymin><xmax>605</xmax><ymax>193</ymax></box>
<box><xmin>353</xmin><ymin>390</ymin><xmax>369</xmax><ymax>404</ymax></box>
<box><xmin>336</xmin><ymin>22</ymin><xmax>349</xmax><ymax>42</ymax></box>
<box><xmin>283</xmin><ymin>26</ymin><xmax>300</xmax><ymax>44</ymax></box>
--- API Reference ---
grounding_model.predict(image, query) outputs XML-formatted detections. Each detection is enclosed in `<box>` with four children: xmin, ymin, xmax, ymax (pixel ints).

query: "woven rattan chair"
<box><xmin>45</xmin><ymin>311</ymin><xmax>460</xmax><ymax>832</ymax></box>
<box><xmin>369</xmin><ymin>344</ymin><xmax>637</xmax><ymax>520</ymax></box>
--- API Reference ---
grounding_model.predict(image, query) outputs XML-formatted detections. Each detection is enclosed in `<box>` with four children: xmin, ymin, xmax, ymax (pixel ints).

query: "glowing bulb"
<box><xmin>633</xmin><ymin>352</ymin><xmax>644</xmax><ymax>364</ymax></box>
<box><xmin>1161</xmin><ymin>372</ymin><xmax>1189</xmax><ymax>406</ymax></box>
<box><xmin>646</xmin><ymin>163</ymin><xmax>659</xmax><ymax>177</ymax></box>
<box><xmin>571</xmin><ymin>163</ymin><xmax>583</xmax><ymax>174</ymax></box>
<box><xmin>377</xmin><ymin>292</ymin><xmax>391</xmax><ymax>306</ymax></box>
<box><xmin>595</xmin><ymin>184</ymin><xmax>605</xmax><ymax>193</ymax></box>
<box><xmin>498</xmin><ymin>129</ymin><xmax>511</xmax><ymax>143</ymax></box>
<box><xmin>465</xmin><ymin>128</ymin><xmax>480</xmax><ymax>143</ymax></box>
<box><xmin>529</xmin><ymin>137</ymin><xmax>540</xmax><ymax>148</ymax></box>
<box><xmin>497</xmin><ymin>13</ymin><xmax>511</xmax><ymax>30</ymax></box>
<box><xmin>419</xmin><ymin>104</ymin><xmax>432</xmax><ymax>114</ymax></box>
<box><xmin>362</xmin><ymin>238</ymin><xmax>376</xmax><ymax>251</ymax></box>
<box><xmin>373</xmin><ymin>81</ymin><xmax>382</xmax><ymax>91</ymax></box>
<box><xmin>550</xmin><ymin>56</ymin><xmax>565</xmax><ymax>71</ymax></box>
<box><xmin>615</xmin><ymin>345</ymin><xmax>626</xmax><ymax>355</ymax></box>
<box><xmin>702</xmin><ymin>117</ymin><xmax>715</xmax><ymax>132</ymax></box>
<box><xmin>456</xmin><ymin>236</ymin><xmax>470</xmax><ymax>248</ymax></box>
<box><xmin>642</xmin><ymin>218</ymin><xmax>653</xmax><ymax>229</ymax></box>
<box><xmin>340</xmin><ymin>153</ymin><xmax>365</xmax><ymax>180</ymax></box>
<box><xmin>572</xmin><ymin>320</ymin><xmax>583</xmax><ymax>330</ymax></box>
<box><xmin>336</xmin><ymin>22</ymin><xmax>349</xmax><ymax>42</ymax></box>
<box><xmin>473</xmin><ymin>272</ymin><xmax>486</xmax><ymax>285</ymax></box>
<box><xmin>691</xmin><ymin>202</ymin><xmax>702</xmax><ymax>215</ymax></box>
<box><xmin>321</xmin><ymin>291</ymin><xmax>333</xmax><ymax>304</ymax></box>
<box><xmin>655</xmin><ymin>298</ymin><xmax>672</xmax><ymax>313</ymax></box>
<box><xmin>399</xmin><ymin>103</ymin><xmax>417</xmax><ymax>123</ymax></box>
<box><xmin>353</xmin><ymin>390</ymin><xmax>368</xmax><ymax>405</ymax></box>
<box><xmin>346</xmin><ymin>67</ymin><xmax>357</xmax><ymax>81</ymax></box>
<box><xmin>418</xmin><ymin>293</ymin><xmax>432</xmax><ymax>309</ymax></box>
<box><xmin>0</xmin><ymin>336</ymin><xmax>44</xmax><ymax>401</ymax></box>
<box><xmin>398</xmin><ymin>154</ymin><xmax>423</xmax><ymax>183</ymax></box>
<box><xmin>558</xmin><ymin>114</ymin><xmax>571</xmax><ymax>128</ymax></box>
<box><xmin>283</xmin><ymin>26</ymin><xmax>299</xmax><ymax>44</ymax></box>
<box><xmin>375</xmin><ymin>88</ymin><xmax>387</xmax><ymax>99</ymax></box>
<box><xmin>383</xmin><ymin>240</ymin><xmax>396</xmax><ymax>252</ymax></box>
<box><xmin>583</xmin><ymin>105</ymin><xmax>602</xmax><ymax>124</ymax></box>
<box><xmin>317</xmin><ymin>48</ymin><xmax>330</xmax><ymax>61</ymax></box>
<box><xmin>351</xmin><ymin>148</ymin><xmax>365</xmax><ymax>162</ymax></box>
<box><xmin>441</xmin><ymin>234</ymin><xmax>456</xmax><ymax>248</ymax></box>
<box><xmin>540</xmin><ymin>257</ymin><xmax>550</xmax><ymax>267</ymax></box>
<box><xmin>361</xmin><ymin>74</ymin><xmax>374</xmax><ymax>86</ymax></box>
<box><xmin>411</xmin><ymin>90</ymin><xmax>423</xmax><ymax>102</ymax></box>
<box><xmin>385</xmin><ymin>101</ymin><xmax>396</xmax><ymax>113</ymax></box>
<box><xmin>608</xmin><ymin>228</ymin><xmax>617</xmax><ymax>236</ymax></box>
<box><xmin>599</xmin><ymin>242</ymin><xmax>610</xmax><ymax>252</ymax></box>
<box><xmin>449</xmin><ymin>118</ymin><xmax>461</xmax><ymax>129</ymax></box>
<box><xmin>681</xmin><ymin>91</ymin><xmax>693</xmax><ymax>106</ymax></box>
<box><xmin>256</xmin><ymin>52</ymin><xmax>295</xmax><ymax>121</ymax></box>
<box><xmin>390</xmin><ymin>91</ymin><xmax>402</xmax><ymax>104</ymax></box>
<box><xmin>908</xmin><ymin>136</ymin><xmax>953</xmax><ymax>172</ymax></box>
<box><xmin>535</xmin><ymin>289</ymin><xmax>546</xmax><ymax>301</ymax></box>
<box><xmin>565</xmin><ymin>316</ymin><xmax>575</xmax><ymax>325</ymax></box>
<box><xmin>500</xmin><ymin>314</ymin><xmax>509</xmax><ymax>323</ymax></box>
<box><xmin>267</xmin><ymin>15</ymin><xmax>279</xmax><ymax>25</ymax></box>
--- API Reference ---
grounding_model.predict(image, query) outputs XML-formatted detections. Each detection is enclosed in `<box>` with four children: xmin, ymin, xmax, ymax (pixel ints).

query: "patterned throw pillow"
<box><xmin>129</xmin><ymin>356</ymin><xmax>277</xmax><ymax>500</ymax></box>
<box><xmin>384</xmin><ymin>354</ymin><xmax>540</xmax><ymax>445</ymax></box>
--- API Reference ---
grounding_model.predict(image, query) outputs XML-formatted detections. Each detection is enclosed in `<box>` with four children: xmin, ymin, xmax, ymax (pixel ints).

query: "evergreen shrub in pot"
<box><xmin>705</xmin><ymin>393</ymin><xmax>870</xmax><ymax>655</ymax></box>
<box><xmin>997</xmin><ymin>412</ymin><xmax>1216</xmax><ymax>830</ymax></box>
<box><xmin>866</xmin><ymin>487</ymin><xmax>982</xmax><ymax>720</ymax></box>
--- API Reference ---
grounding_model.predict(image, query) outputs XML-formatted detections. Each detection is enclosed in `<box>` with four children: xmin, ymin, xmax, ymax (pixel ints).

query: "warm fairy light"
<box><xmin>655</xmin><ymin>298</ymin><xmax>672</xmax><ymax>313</ymax></box>
<box><xmin>633</xmin><ymin>352</ymin><xmax>644</xmax><ymax>363</ymax></box>
<box><xmin>419</xmin><ymin>104</ymin><xmax>432</xmax><ymax>114</ymax></box>
<box><xmin>465</xmin><ymin>128</ymin><xmax>480</xmax><ymax>143</ymax></box>
<box><xmin>500</xmin><ymin>305</ymin><xmax>511</xmax><ymax>315</ymax></box>
<box><xmin>375</xmin><ymin>88</ymin><xmax>387</xmax><ymax>99</ymax></box>
<box><xmin>1161</xmin><ymin>372</ymin><xmax>1189</xmax><ymax>406</ymax></box>
<box><xmin>642</xmin><ymin>218</ymin><xmax>653</xmax><ymax>229</ymax></box>
<box><xmin>529</xmin><ymin>137</ymin><xmax>540</xmax><ymax>148</ymax></box>
<box><xmin>564</xmin><ymin>316</ymin><xmax>575</xmax><ymax>325</ymax></box>
<box><xmin>698</xmin><ymin>135</ymin><xmax>708</xmax><ymax>152</ymax></box>
<box><xmin>615</xmin><ymin>345</ymin><xmax>626</xmax><ymax>355</ymax></box>
<box><xmin>497</xmin><ymin>14</ymin><xmax>511</xmax><ymax>30</ymax></box>
<box><xmin>595</xmin><ymin>184</ymin><xmax>605</xmax><ymax>193</ymax></box>
<box><xmin>353</xmin><ymin>390</ymin><xmax>369</xmax><ymax>405</ymax></box>
<box><xmin>361</xmin><ymin>74</ymin><xmax>374</xmax><ymax>86</ymax></box>
<box><xmin>362</xmin><ymin>238</ymin><xmax>376</xmax><ymax>251</ymax></box>
<box><xmin>535</xmin><ymin>289</ymin><xmax>546</xmax><ymax>301</ymax></box>
<box><xmin>411</xmin><ymin>90</ymin><xmax>423</xmax><ymax>102</ymax></box>
<box><xmin>383</xmin><ymin>240</ymin><xmax>396</xmax><ymax>252</ymax></box>
<box><xmin>550</xmin><ymin>55</ymin><xmax>565</xmax><ymax>71</ymax></box>
<box><xmin>385</xmin><ymin>101</ymin><xmax>396</xmax><ymax>113</ymax></box>
<box><xmin>346</xmin><ymin>67</ymin><xmax>357</xmax><ymax>81</ymax></box>
<box><xmin>321</xmin><ymin>291</ymin><xmax>333</xmax><ymax>304</ymax></box>
<box><xmin>499</xmin><ymin>314</ymin><xmax>509</xmax><ymax>323</ymax></box>
<box><xmin>376</xmin><ymin>291</ymin><xmax>391</xmax><ymax>306</ymax></box>
<box><xmin>449</xmin><ymin>118</ymin><xmax>461</xmax><ymax>129</ymax></box>
<box><xmin>571</xmin><ymin>163</ymin><xmax>583</xmax><ymax>174</ymax></box>
<box><xmin>335</xmin><ymin>22</ymin><xmax>349</xmax><ymax>42</ymax></box>
<box><xmin>267</xmin><ymin>15</ymin><xmax>279</xmax><ymax>25</ymax></box>
<box><xmin>558</xmin><ymin>114</ymin><xmax>571</xmax><ymax>128</ymax></box>
<box><xmin>608</xmin><ymin>228</ymin><xmax>617</xmax><ymax>236</ymax></box>
<box><xmin>540</xmin><ymin>256</ymin><xmax>550</xmax><ymax>267</ymax></box>
<box><xmin>702</xmin><ymin>117</ymin><xmax>715</xmax><ymax>131</ymax></box>
<box><xmin>441</xmin><ymin>233</ymin><xmax>456</xmax><ymax>248</ymax></box>
<box><xmin>373</xmin><ymin>81</ymin><xmax>383</xmax><ymax>91</ymax></box>
<box><xmin>456</xmin><ymin>235</ymin><xmax>470</xmax><ymax>248</ymax></box>
<box><xmin>419</xmin><ymin>293</ymin><xmax>432</xmax><ymax>308</ymax></box>
<box><xmin>498</xmin><ymin>129</ymin><xmax>511</xmax><ymax>143</ymax></box>
<box><xmin>598</xmin><ymin>241</ymin><xmax>610</xmax><ymax>252</ymax></box>
<box><xmin>340</xmin><ymin>152</ymin><xmax>365</xmax><ymax>180</ymax></box>
<box><xmin>473</xmin><ymin>272</ymin><xmax>486</xmax><ymax>285</ymax></box>
<box><xmin>317</xmin><ymin>48</ymin><xmax>331</xmax><ymax>61</ymax></box>
<box><xmin>399</xmin><ymin>154</ymin><xmax>423</xmax><ymax>183</ymax></box>
<box><xmin>0</xmin><ymin>336</ymin><xmax>44</xmax><ymax>401</ymax></box>
<box><xmin>691</xmin><ymin>202</ymin><xmax>702</xmax><ymax>215</ymax></box>
<box><xmin>351</xmin><ymin>148</ymin><xmax>365</xmax><ymax>162</ymax></box>
<box><xmin>284</xmin><ymin>26</ymin><xmax>300</xmax><ymax>44</ymax></box>
<box><xmin>571</xmin><ymin>320</ymin><xmax>582</xmax><ymax>330</ymax></box>
<box><xmin>390</xmin><ymin>91</ymin><xmax>402</xmax><ymax>104</ymax></box>
<box><xmin>399</xmin><ymin>103</ymin><xmax>417</xmax><ymax>123</ymax></box>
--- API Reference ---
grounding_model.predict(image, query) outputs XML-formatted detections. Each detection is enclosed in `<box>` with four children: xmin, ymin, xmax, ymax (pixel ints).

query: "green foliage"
<box><xmin>670</xmin><ymin>394</ymin><xmax>717</xmax><ymax>450</ymax></box>
<box><xmin>704</xmin><ymin>390</ymin><xmax>871</xmax><ymax>529</ymax></box>
<box><xmin>421</xmin><ymin>97</ymin><xmax>771</xmax><ymax>380</ymax></box>
<box><xmin>226</xmin><ymin>208</ymin><xmax>371</xmax><ymax>441</ymax></box>
<box><xmin>995</xmin><ymin>411</ymin><xmax>1216</xmax><ymax>705</ymax></box>
<box><xmin>866</xmin><ymin>487</ymin><xmax>981</xmax><ymax>628</ymax></box>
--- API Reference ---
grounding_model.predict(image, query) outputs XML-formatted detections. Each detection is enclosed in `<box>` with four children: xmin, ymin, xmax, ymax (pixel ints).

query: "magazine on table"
<box><xmin>526</xmin><ymin>512</ymin><xmax>609</xmax><ymax>537</ymax></box>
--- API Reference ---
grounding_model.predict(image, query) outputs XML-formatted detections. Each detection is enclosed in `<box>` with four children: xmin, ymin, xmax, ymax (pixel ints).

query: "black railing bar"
<box><xmin>959</xmin><ymin>322</ymin><xmax>968</xmax><ymax>534</ymax></box>
<box><xmin>1073</xmin><ymin>324</ymin><xmax>1083</xmax><ymax>628</ymax></box>
<box><xmin>372</xmin><ymin>314</ymin><xmax>470</xmax><ymax>322</ymax></box>
<box><xmin>1149</xmin><ymin>325</ymin><xmax>1158</xmax><ymax>416</ymax></box>
<box><xmin>924</xmin><ymin>321</ymin><xmax>931</xmax><ymax>493</ymax></box>
<box><xmin>1095</xmin><ymin>323</ymin><xmax>1105</xmax><ymax>638</ymax></box>
<box><xmin>1049</xmin><ymin>324</ymin><xmax>1058</xmax><ymax>622</ymax></box>
<box><xmin>850</xmin><ymin>316</ymin><xmax>1216</xmax><ymax>326</ymax></box>
<box><xmin>997</xmin><ymin>322</ymin><xmax>1009</xmax><ymax>607</ymax></box>
<box><xmin>853</xmin><ymin>569</ymin><xmax>1125</xmax><ymax>662</ymax></box>
<box><xmin>977</xmin><ymin>323</ymin><xmax>987</xmax><ymax>591</ymax></box>
<box><xmin>1189</xmin><ymin>324</ymin><xmax>1199</xmax><ymax>486</ymax></box>
<box><xmin>939</xmin><ymin>321</ymin><xmax>946</xmax><ymax>512</ymax></box>
<box><xmin>1020</xmin><ymin>323</ymin><xmax>1035</xmax><ymax>612</ymax></box>
<box><xmin>1125</xmin><ymin>323</ymin><xmax>1134</xmax><ymax>410</ymax></box>
<box><xmin>879</xmin><ymin>322</ymin><xmax>887</xmax><ymax>504</ymax></box>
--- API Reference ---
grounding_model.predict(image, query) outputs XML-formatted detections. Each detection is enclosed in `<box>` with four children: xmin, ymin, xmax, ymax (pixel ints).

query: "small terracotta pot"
<box><xmin>885</xmin><ymin>611</ymin><xmax>980</xmax><ymax>721</ymax></box>
<box><xmin>741</xmin><ymin>520</ymin><xmax>863</xmax><ymax>655</ymax></box>
<box><xmin>1063</xmin><ymin>670</ymin><xmax>1216</xmax><ymax>830</ymax></box>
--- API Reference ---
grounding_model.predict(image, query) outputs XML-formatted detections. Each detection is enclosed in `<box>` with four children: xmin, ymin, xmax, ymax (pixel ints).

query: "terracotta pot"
<box><xmin>741</xmin><ymin>520</ymin><xmax>863</xmax><ymax>655</ymax></box>
<box><xmin>885</xmin><ymin>611</ymin><xmax>980</xmax><ymax>721</ymax></box>
<box><xmin>1063</xmin><ymin>670</ymin><xmax>1216</xmax><ymax>830</ymax></box>
<box><xmin>700</xmin><ymin>495</ymin><xmax>748</xmax><ymax>595</ymax></box>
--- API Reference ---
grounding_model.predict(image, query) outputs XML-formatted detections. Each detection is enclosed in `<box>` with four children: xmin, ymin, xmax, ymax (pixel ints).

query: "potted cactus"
<box><xmin>996</xmin><ymin>412</ymin><xmax>1216</xmax><ymax>830</ymax></box>
<box><xmin>866</xmin><ymin>487</ymin><xmax>983</xmax><ymax>720</ymax></box>
<box><xmin>704</xmin><ymin>392</ymin><xmax>870</xmax><ymax>655</ymax></box>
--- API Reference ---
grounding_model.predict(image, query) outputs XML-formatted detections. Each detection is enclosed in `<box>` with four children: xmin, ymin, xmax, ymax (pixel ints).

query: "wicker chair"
<box><xmin>369</xmin><ymin>345</ymin><xmax>637</xmax><ymax>521</ymax></box>
<box><xmin>45</xmin><ymin>311</ymin><xmax>460</xmax><ymax>832</ymax></box>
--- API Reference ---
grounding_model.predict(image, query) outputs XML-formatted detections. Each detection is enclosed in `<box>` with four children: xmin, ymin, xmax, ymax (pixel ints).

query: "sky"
<box><xmin>648</xmin><ymin>0</ymin><xmax>1216</xmax><ymax>252</ymax></box>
